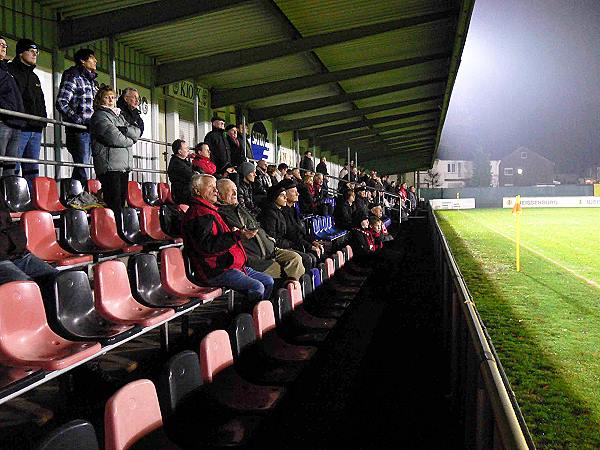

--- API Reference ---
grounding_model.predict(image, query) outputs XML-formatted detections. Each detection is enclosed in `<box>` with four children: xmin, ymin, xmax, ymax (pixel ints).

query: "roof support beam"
<box><xmin>57</xmin><ymin>0</ymin><xmax>251</xmax><ymax>48</ymax></box>
<box><xmin>211</xmin><ymin>52</ymin><xmax>450</xmax><ymax>107</ymax></box>
<box><xmin>248</xmin><ymin>77</ymin><xmax>445</xmax><ymax>122</ymax></box>
<box><xmin>359</xmin><ymin>144</ymin><xmax>434</xmax><ymax>162</ymax></box>
<box><xmin>324</xmin><ymin>127</ymin><xmax>437</xmax><ymax>151</ymax></box>
<box><xmin>277</xmin><ymin>96</ymin><xmax>441</xmax><ymax>132</ymax></box>
<box><xmin>156</xmin><ymin>10</ymin><xmax>456</xmax><ymax>85</ymax></box>
<box><xmin>314</xmin><ymin>119</ymin><xmax>437</xmax><ymax>144</ymax></box>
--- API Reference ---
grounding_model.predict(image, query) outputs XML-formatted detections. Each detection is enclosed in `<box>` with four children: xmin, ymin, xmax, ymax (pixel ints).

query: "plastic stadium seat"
<box><xmin>90</xmin><ymin>208</ymin><xmax>142</xmax><ymax>253</ymax></box>
<box><xmin>0</xmin><ymin>281</ymin><xmax>101</xmax><ymax>370</ymax></box>
<box><xmin>253</xmin><ymin>301</ymin><xmax>316</xmax><ymax>361</ymax></box>
<box><xmin>33</xmin><ymin>177</ymin><xmax>66</xmax><ymax>213</ymax></box>
<box><xmin>332</xmin><ymin>252</ymin><xmax>341</xmax><ymax>271</ymax></box>
<box><xmin>50</xmin><ymin>271</ymin><xmax>140</xmax><ymax>345</ymax></box>
<box><xmin>35</xmin><ymin>419</ymin><xmax>99</xmax><ymax>450</ymax></box>
<box><xmin>229</xmin><ymin>313</ymin><xmax>305</xmax><ymax>385</ymax></box>
<box><xmin>126</xmin><ymin>180</ymin><xmax>146</xmax><ymax>209</ymax></box>
<box><xmin>59</xmin><ymin>209</ymin><xmax>103</xmax><ymax>255</ymax></box>
<box><xmin>119</xmin><ymin>207</ymin><xmax>152</xmax><ymax>245</ymax></box>
<box><xmin>346</xmin><ymin>244</ymin><xmax>353</xmax><ymax>260</ymax></box>
<box><xmin>160</xmin><ymin>247</ymin><xmax>222</xmax><ymax>301</ymax></box>
<box><xmin>127</xmin><ymin>253</ymin><xmax>200</xmax><ymax>312</ymax></box>
<box><xmin>59</xmin><ymin>178</ymin><xmax>83</xmax><ymax>206</ymax></box>
<box><xmin>325</xmin><ymin>258</ymin><xmax>335</xmax><ymax>278</ymax></box>
<box><xmin>286</xmin><ymin>281</ymin><xmax>337</xmax><ymax>329</ymax></box>
<box><xmin>86</xmin><ymin>179</ymin><xmax>101</xmax><ymax>196</ymax></box>
<box><xmin>310</xmin><ymin>267</ymin><xmax>322</xmax><ymax>288</ymax></box>
<box><xmin>22</xmin><ymin>211</ymin><xmax>93</xmax><ymax>266</ymax></box>
<box><xmin>158</xmin><ymin>182</ymin><xmax>174</xmax><ymax>204</ymax></box>
<box><xmin>140</xmin><ymin>206</ymin><xmax>173</xmax><ymax>241</ymax></box>
<box><xmin>1</xmin><ymin>175</ymin><xmax>34</xmax><ymax>218</ymax></box>
<box><xmin>93</xmin><ymin>260</ymin><xmax>175</xmax><ymax>327</ymax></box>
<box><xmin>142</xmin><ymin>182</ymin><xmax>160</xmax><ymax>206</ymax></box>
<box><xmin>159</xmin><ymin>204</ymin><xmax>184</xmax><ymax>238</ymax></box>
<box><xmin>301</xmin><ymin>271</ymin><xmax>346</xmax><ymax>319</ymax></box>
<box><xmin>104</xmin><ymin>379</ymin><xmax>176</xmax><ymax>450</ymax></box>
<box><xmin>272</xmin><ymin>289</ymin><xmax>328</xmax><ymax>345</ymax></box>
<box><xmin>158</xmin><ymin>351</ymin><xmax>262</xmax><ymax>448</ymax></box>
<box><xmin>199</xmin><ymin>330</ymin><xmax>285</xmax><ymax>412</ymax></box>
<box><xmin>319</xmin><ymin>262</ymin><xmax>328</xmax><ymax>282</ymax></box>
<box><xmin>336</xmin><ymin>250</ymin><xmax>345</xmax><ymax>267</ymax></box>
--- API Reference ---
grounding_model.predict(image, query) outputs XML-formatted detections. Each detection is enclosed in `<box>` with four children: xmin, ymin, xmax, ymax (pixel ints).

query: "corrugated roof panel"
<box><xmin>353</xmin><ymin>84</ymin><xmax>446</xmax><ymax>108</ymax></box>
<box><xmin>280</xmin><ymin>104</ymin><xmax>355</xmax><ymax>121</ymax></box>
<box><xmin>118</xmin><ymin>2</ymin><xmax>288</xmax><ymax>63</ymax></box>
<box><xmin>38</xmin><ymin>0</ymin><xmax>158</xmax><ymax>19</ymax></box>
<box><xmin>275</xmin><ymin>0</ymin><xmax>457</xmax><ymax>35</ymax></box>
<box><xmin>366</xmin><ymin>101</ymin><xmax>441</xmax><ymax>120</ymax></box>
<box><xmin>247</xmin><ymin>85</ymin><xmax>342</xmax><ymax>109</ymax></box>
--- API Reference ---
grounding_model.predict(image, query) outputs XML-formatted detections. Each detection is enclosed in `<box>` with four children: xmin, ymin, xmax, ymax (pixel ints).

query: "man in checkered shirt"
<box><xmin>55</xmin><ymin>48</ymin><xmax>98</xmax><ymax>183</ymax></box>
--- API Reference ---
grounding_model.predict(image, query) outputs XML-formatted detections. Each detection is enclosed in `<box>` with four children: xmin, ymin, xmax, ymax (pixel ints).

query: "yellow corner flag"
<box><xmin>512</xmin><ymin>195</ymin><xmax>522</xmax><ymax>271</ymax></box>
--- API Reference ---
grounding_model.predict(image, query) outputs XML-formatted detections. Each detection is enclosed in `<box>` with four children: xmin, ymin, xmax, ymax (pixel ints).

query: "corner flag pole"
<box><xmin>512</xmin><ymin>195</ymin><xmax>522</xmax><ymax>272</ymax></box>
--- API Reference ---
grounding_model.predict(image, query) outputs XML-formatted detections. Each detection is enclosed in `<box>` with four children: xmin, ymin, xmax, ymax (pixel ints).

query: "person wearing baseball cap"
<box><xmin>203</xmin><ymin>115</ymin><xmax>230</xmax><ymax>173</ymax></box>
<box><xmin>6</xmin><ymin>38</ymin><xmax>46</xmax><ymax>185</ymax></box>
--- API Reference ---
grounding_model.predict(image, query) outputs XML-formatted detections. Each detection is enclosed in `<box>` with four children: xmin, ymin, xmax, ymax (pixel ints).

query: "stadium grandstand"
<box><xmin>0</xmin><ymin>1</ymin><xmax>537</xmax><ymax>449</ymax></box>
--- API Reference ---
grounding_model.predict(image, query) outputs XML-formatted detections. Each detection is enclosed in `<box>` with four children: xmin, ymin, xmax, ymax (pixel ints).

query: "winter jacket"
<box><xmin>0</xmin><ymin>203</ymin><xmax>27</xmax><ymax>261</ymax></box>
<box><xmin>296</xmin><ymin>181</ymin><xmax>313</xmax><ymax>215</ymax></box>
<box><xmin>299</xmin><ymin>155</ymin><xmax>315</xmax><ymax>173</ymax></box>
<box><xmin>90</xmin><ymin>106</ymin><xmax>140</xmax><ymax>176</ymax></box>
<box><xmin>168</xmin><ymin>155</ymin><xmax>195</xmax><ymax>205</ymax></box>
<box><xmin>182</xmin><ymin>197</ymin><xmax>247</xmax><ymax>282</ymax></box>
<box><xmin>192</xmin><ymin>155</ymin><xmax>216</xmax><ymax>175</ymax></box>
<box><xmin>281</xmin><ymin>205</ymin><xmax>313</xmax><ymax>251</ymax></box>
<box><xmin>353</xmin><ymin>196</ymin><xmax>370</xmax><ymax>225</ymax></box>
<box><xmin>316</xmin><ymin>161</ymin><xmax>328</xmax><ymax>175</ymax></box>
<box><xmin>204</xmin><ymin>127</ymin><xmax>231</xmax><ymax>173</ymax></box>
<box><xmin>218</xmin><ymin>203</ymin><xmax>276</xmax><ymax>272</ymax></box>
<box><xmin>7</xmin><ymin>58</ymin><xmax>46</xmax><ymax>131</ymax></box>
<box><xmin>255</xmin><ymin>166</ymin><xmax>272</xmax><ymax>191</ymax></box>
<box><xmin>258</xmin><ymin>203</ymin><xmax>295</xmax><ymax>250</ymax></box>
<box><xmin>334</xmin><ymin>200</ymin><xmax>354</xmax><ymax>230</ymax></box>
<box><xmin>238</xmin><ymin>180</ymin><xmax>260</xmax><ymax>217</ymax></box>
<box><xmin>56</xmin><ymin>65</ymin><xmax>98</xmax><ymax>126</ymax></box>
<box><xmin>350</xmin><ymin>227</ymin><xmax>382</xmax><ymax>256</ymax></box>
<box><xmin>0</xmin><ymin>60</ymin><xmax>25</xmax><ymax>129</ymax></box>
<box><xmin>116</xmin><ymin>96</ymin><xmax>144</xmax><ymax>135</ymax></box>
<box><xmin>226</xmin><ymin>134</ymin><xmax>246</xmax><ymax>167</ymax></box>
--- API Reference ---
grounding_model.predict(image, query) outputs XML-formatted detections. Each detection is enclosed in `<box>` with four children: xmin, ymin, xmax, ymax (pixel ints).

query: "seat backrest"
<box><xmin>94</xmin><ymin>260</ymin><xmax>134</xmax><ymax>307</ymax></box>
<box><xmin>300</xmin><ymin>273</ymin><xmax>313</xmax><ymax>298</ymax></box>
<box><xmin>159</xmin><ymin>204</ymin><xmax>184</xmax><ymax>238</ymax></box>
<box><xmin>128</xmin><ymin>253</ymin><xmax>165</xmax><ymax>306</ymax></box>
<box><xmin>59</xmin><ymin>178</ymin><xmax>83</xmax><ymax>204</ymax></box>
<box><xmin>336</xmin><ymin>250</ymin><xmax>345</xmax><ymax>267</ymax></box>
<box><xmin>273</xmin><ymin>288</ymin><xmax>293</xmax><ymax>324</ymax></box>
<box><xmin>229</xmin><ymin>313</ymin><xmax>257</xmax><ymax>359</ymax></box>
<box><xmin>286</xmin><ymin>280</ymin><xmax>303</xmax><ymax>308</ymax></box>
<box><xmin>22</xmin><ymin>210</ymin><xmax>68</xmax><ymax>257</ymax></box>
<box><xmin>332</xmin><ymin>253</ymin><xmax>340</xmax><ymax>271</ymax></box>
<box><xmin>36</xmin><ymin>419</ymin><xmax>99</xmax><ymax>450</ymax></box>
<box><xmin>319</xmin><ymin>262</ymin><xmax>329</xmax><ymax>281</ymax></box>
<box><xmin>312</xmin><ymin>218</ymin><xmax>320</xmax><ymax>234</ymax></box>
<box><xmin>33</xmin><ymin>177</ymin><xmax>65</xmax><ymax>212</ymax></box>
<box><xmin>104</xmin><ymin>379</ymin><xmax>163</xmax><ymax>450</ymax></box>
<box><xmin>60</xmin><ymin>209</ymin><xmax>93</xmax><ymax>253</ymax></box>
<box><xmin>1</xmin><ymin>175</ymin><xmax>33</xmax><ymax>212</ymax></box>
<box><xmin>158</xmin><ymin>182</ymin><xmax>173</xmax><ymax>204</ymax></box>
<box><xmin>253</xmin><ymin>300</ymin><xmax>277</xmax><ymax>338</ymax></box>
<box><xmin>90</xmin><ymin>208</ymin><xmax>127</xmax><ymax>250</ymax></box>
<box><xmin>310</xmin><ymin>267</ymin><xmax>321</xmax><ymax>288</ymax></box>
<box><xmin>127</xmin><ymin>180</ymin><xmax>146</xmax><ymax>209</ymax></box>
<box><xmin>158</xmin><ymin>350</ymin><xmax>203</xmax><ymax>420</ymax></box>
<box><xmin>346</xmin><ymin>244</ymin><xmax>353</xmax><ymax>260</ymax></box>
<box><xmin>140</xmin><ymin>206</ymin><xmax>170</xmax><ymax>240</ymax></box>
<box><xmin>53</xmin><ymin>270</ymin><xmax>97</xmax><ymax>334</ymax></box>
<box><xmin>325</xmin><ymin>258</ymin><xmax>335</xmax><ymax>277</ymax></box>
<box><xmin>120</xmin><ymin>207</ymin><xmax>143</xmax><ymax>243</ymax></box>
<box><xmin>86</xmin><ymin>179</ymin><xmax>101</xmax><ymax>195</ymax></box>
<box><xmin>199</xmin><ymin>329</ymin><xmax>234</xmax><ymax>383</ymax></box>
<box><xmin>142</xmin><ymin>182</ymin><xmax>160</xmax><ymax>206</ymax></box>
<box><xmin>160</xmin><ymin>247</ymin><xmax>188</xmax><ymax>292</ymax></box>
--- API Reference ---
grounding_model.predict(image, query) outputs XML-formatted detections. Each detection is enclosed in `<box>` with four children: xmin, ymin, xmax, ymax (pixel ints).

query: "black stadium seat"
<box><xmin>35</xmin><ymin>419</ymin><xmax>100</xmax><ymax>450</ymax></box>
<box><xmin>119</xmin><ymin>207</ymin><xmax>153</xmax><ymax>245</ymax></box>
<box><xmin>142</xmin><ymin>181</ymin><xmax>160</xmax><ymax>206</ymax></box>
<box><xmin>59</xmin><ymin>209</ymin><xmax>103</xmax><ymax>255</ymax></box>
<box><xmin>1</xmin><ymin>175</ymin><xmax>34</xmax><ymax>218</ymax></box>
<box><xmin>59</xmin><ymin>178</ymin><xmax>83</xmax><ymax>206</ymax></box>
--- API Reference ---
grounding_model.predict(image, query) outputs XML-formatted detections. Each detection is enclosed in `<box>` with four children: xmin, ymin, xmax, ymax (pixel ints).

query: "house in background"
<box><xmin>417</xmin><ymin>159</ymin><xmax>474</xmax><ymax>188</ymax></box>
<box><xmin>498</xmin><ymin>147</ymin><xmax>555</xmax><ymax>186</ymax></box>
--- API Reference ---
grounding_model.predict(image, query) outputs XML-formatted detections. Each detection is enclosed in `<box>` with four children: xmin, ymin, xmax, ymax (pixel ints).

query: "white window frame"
<box><xmin>521</xmin><ymin>152</ymin><xmax>527</xmax><ymax>159</ymax></box>
<box><xmin>504</xmin><ymin>168</ymin><xmax>514</xmax><ymax>176</ymax></box>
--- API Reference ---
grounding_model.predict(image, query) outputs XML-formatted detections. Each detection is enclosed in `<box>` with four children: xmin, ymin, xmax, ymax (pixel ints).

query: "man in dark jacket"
<box><xmin>316</xmin><ymin>156</ymin><xmax>328</xmax><ymax>175</ymax></box>
<box><xmin>353</xmin><ymin>185</ymin><xmax>370</xmax><ymax>224</ymax></box>
<box><xmin>0</xmin><ymin>36</ymin><xmax>25</xmax><ymax>178</ymax></box>
<box><xmin>204</xmin><ymin>116</ymin><xmax>231</xmax><ymax>174</ymax></box>
<box><xmin>237</xmin><ymin>161</ymin><xmax>260</xmax><ymax>217</ymax></box>
<box><xmin>182</xmin><ymin>174</ymin><xmax>273</xmax><ymax>305</ymax></box>
<box><xmin>217</xmin><ymin>178</ymin><xmax>304</xmax><ymax>281</ymax></box>
<box><xmin>299</xmin><ymin>150</ymin><xmax>315</xmax><ymax>173</ymax></box>
<box><xmin>334</xmin><ymin>189</ymin><xmax>355</xmax><ymax>230</ymax></box>
<box><xmin>116</xmin><ymin>88</ymin><xmax>144</xmax><ymax>134</ymax></box>
<box><xmin>167</xmin><ymin>139</ymin><xmax>195</xmax><ymax>205</ymax></box>
<box><xmin>7</xmin><ymin>39</ymin><xmax>46</xmax><ymax>185</ymax></box>
<box><xmin>225</xmin><ymin>124</ymin><xmax>245</xmax><ymax>167</ymax></box>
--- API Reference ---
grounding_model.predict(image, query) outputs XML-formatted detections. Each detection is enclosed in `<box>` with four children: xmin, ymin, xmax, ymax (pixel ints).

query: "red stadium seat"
<box><xmin>104</xmin><ymin>379</ymin><xmax>175</xmax><ymax>450</ymax></box>
<box><xmin>336</xmin><ymin>250</ymin><xmax>345</xmax><ymax>267</ymax></box>
<box><xmin>127</xmin><ymin>181</ymin><xmax>146</xmax><ymax>209</ymax></box>
<box><xmin>140</xmin><ymin>206</ymin><xmax>172</xmax><ymax>241</ymax></box>
<box><xmin>160</xmin><ymin>247</ymin><xmax>222</xmax><ymax>301</ymax></box>
<box><xmin>158</xmin><ymin>182</ymin><xmax>173</xmax><ymax>204</ymax></box>
<box><xmin>286</xmin><ymin>281</ymin><xmax>336</xmax><ymax>330</ymax></box>
<box><xmin>325</xmin><ymin>257</ymin><xmax>335</xmax><ymax>278</ymax></box>
<box><xmin>86</xmin><ymin>179</ymin><xmax>101</xmax><ymax>195</ymax></box>
<box><xmin>345</xmin><ymin>244</ymin><xmax>353</xmax><ymax>260</ymax></box>
<box><xmin>199</xmin><ymin>330</ymin><xmax>285</xmax><ymax>411</ymax></box>
<box><xmin>90</xmin><ymin>208</ymin><xmax>142</xmax><ymax>253</ymax></box>
<box><xmin>0</xmin><ymin>281</ymin><xmax>101</xmax><ymax>370</ymax></box>
<box><xmin>93</xmin><ymin>260</ymin><xmax>174</xmax><ymax>327</ymax></box>
<box><xmin>21</xmin><ymin>211</ymin><xmax>92</xmax><ymax>266</ymax></box>
<box><xmin>253</xmin><ymin>301</ymin><xmax>316</xmax><ymax>361</ymax></box>
<box><xmin>32</xmin><ymin>177</ymin><xmax>66</xmax><ymax>213</ymax></box>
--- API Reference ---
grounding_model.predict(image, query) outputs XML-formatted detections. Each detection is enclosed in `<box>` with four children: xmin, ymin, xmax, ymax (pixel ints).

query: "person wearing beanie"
<box><xmin>203</xmin><ymin>116</ymin><xmax>231</xmax><ymax>174</ymax></box>
<box><xmin>0</xmin><ymin>35</ymin><xmax>25</xmax><ymax>178</ymax></box>
<box><xmin>237</xmin><ymin>161</ymin><xmax>260</xmax><ymax>217</ymax></box>
<box><xmin>6</xmin><ymin>38</ymin><xmax>46</xmax><ymax>185</ymax></box>
<box><xmin>56</xmin><ymin>48</ymin><xmax>99</xmax><ymax>183</ymax></box>
<box><xmin>167</xmin><ymin>139</ymin><xmax>195</xmax><ymax>205</ymax></box>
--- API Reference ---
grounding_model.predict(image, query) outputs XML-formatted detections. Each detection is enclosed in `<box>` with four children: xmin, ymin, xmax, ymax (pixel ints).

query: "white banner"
<box><xmin>503</xmin><ymin>196</ymin><xmax>600</xmax><ymax>208</ymax></box>
<box><xmin>430</xmin><ymin>198</ymin><xmax>476</xmax><ymax>210</ymax></box>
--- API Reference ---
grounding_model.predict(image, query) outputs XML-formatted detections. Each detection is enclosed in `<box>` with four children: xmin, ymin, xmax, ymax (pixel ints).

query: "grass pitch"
<box><xmin>436</xmin><ymin>208</ymin><xmax>600</xmax><ymax>449</ymax></box>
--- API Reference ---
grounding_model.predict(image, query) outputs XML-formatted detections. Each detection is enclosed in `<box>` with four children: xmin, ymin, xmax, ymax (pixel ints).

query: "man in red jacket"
<box><xmin>191</xmin><ymin>142</ymin><xmax>216</xmax><ymax>175</ymax></box>
<box><xmin>182</xmin><ymin>173</ymin><xmax>273</xmax><ymax>304</ymax></box>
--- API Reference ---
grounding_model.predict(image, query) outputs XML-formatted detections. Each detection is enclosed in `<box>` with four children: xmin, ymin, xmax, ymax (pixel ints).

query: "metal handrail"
<box><xmin>429</xmin><ymin>204</ymin><xmax>534</xmax><ymax>449</ymax></box>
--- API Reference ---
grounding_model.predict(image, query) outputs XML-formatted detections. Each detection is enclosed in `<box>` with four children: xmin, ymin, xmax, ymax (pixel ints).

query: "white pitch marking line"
<box><xmin>459</xmin><ymin>212</ymin><xmax>600</xmax><ymax>290</ymax></box>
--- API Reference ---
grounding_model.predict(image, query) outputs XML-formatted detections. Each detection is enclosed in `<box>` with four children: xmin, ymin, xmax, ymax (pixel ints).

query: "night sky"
<box><xmin>440</xmin><ymin>0</ymin><xmax>600</xmax><ymax>174</ymax></box>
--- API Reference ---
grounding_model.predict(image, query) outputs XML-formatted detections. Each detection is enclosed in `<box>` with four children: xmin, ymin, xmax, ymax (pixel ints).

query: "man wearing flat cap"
<box><xmin>7</xmin><ymin>39</ymin><xmax>47</xmax><ymax>185</ymax></box>
<box><xmin>203</xmin><ymin>115</ymin><xmax>230</xmax><ymax>174</ymax></box>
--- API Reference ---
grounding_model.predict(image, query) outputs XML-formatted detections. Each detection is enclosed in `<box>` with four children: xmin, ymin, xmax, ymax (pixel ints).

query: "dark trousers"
<box><xmin>65</xmin><ymin>130</ymin><xmax>91</xmax><ymax>183</ymax></box>
<box><xmin>99</xmin><ymin>171</ymin><xmax>129</xmax><ymax>214</ymax></box>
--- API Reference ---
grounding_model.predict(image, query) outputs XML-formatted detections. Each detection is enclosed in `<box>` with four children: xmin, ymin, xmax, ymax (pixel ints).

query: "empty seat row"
<box><xmin>311</xmin><ymin>215</ymin><xmax>348</xmax><ymax>241</ymax></box>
